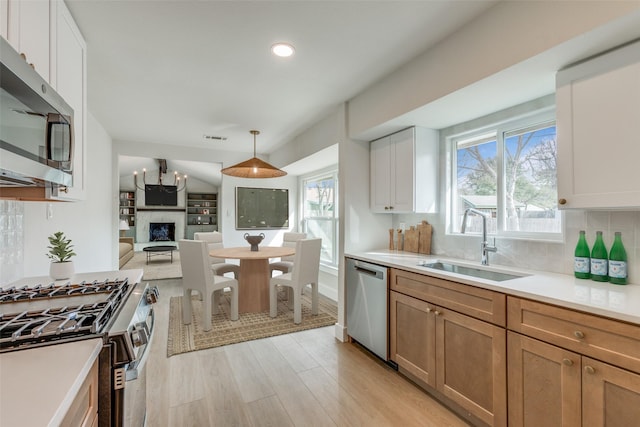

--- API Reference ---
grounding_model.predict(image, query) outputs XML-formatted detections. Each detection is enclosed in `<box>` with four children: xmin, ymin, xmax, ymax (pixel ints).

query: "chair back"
<box><xmin>281</xmin><ymin>232</ymin><xmax>306</xmax><ymax>262</ymax></box>
<box><xmin>179</xmin><ymin>239</ymin><xmax>214</xmax><ymax>293</ymax></box>
<box><xmin>194</xmin><ymin>231</ymin><xmax>225</xmax><ymax>263</ymax></box>
<box><xmin>291</xmin><ymin>238</ymin><xmax>322</xmax><ymax>286</ymax></box>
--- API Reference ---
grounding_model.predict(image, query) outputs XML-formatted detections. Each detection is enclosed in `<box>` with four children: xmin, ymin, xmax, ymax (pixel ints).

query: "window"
<box><xmin>452</xmin><ymin>111</ymin><xmax>561</xmax><ymax>239</ymax></box>
<box><xmin>302</xmin><ymin>169</ymin><xmax>338</xmax><ymax>266</ymax></box>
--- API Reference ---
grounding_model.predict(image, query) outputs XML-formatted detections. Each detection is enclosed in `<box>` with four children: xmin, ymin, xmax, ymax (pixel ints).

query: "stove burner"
<box><xmin>0</xmin><ymin>278</ymin><xmax>131</xmax><ymax>351</ymax></box>
<box><xmin>0</xmin><ymin>279</ymin><xmax>127</xmax><ymax>303</ymax></box>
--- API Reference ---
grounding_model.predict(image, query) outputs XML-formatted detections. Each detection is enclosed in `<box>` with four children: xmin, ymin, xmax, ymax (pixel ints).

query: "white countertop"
<box><xmin>6</xmin><ymin>268</ymin><xmax>144</xmax><ymax>287</ymax></box>
<box><xmin>0</xmin><ymin>338</ymin><xmax>103</xmax><ymax>427</ymax></box>
<box><xmin>346</xmin><ymin>250</ymin><xmax>640</xmax><ymax>325</ymax></box>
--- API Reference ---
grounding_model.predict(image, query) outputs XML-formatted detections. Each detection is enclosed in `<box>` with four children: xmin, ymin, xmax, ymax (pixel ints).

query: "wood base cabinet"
<box><xmin>507</xmin><ymin>332</ymin><xmax>581</xmax><ymax>427</ymax></box>
<box><xmin>390</xmin><ymin>288</ymin><xmax>506</xmax><ymax>426</ymax></box>
<box><xmin>508</xmin><ymin>332</ymin><xmax>640</xmax><ymax>427</ymax></box>
<box><xmin>508</xmin><ymin>296</ymin><xmax>640</xmax><ymax>426</ymax></box>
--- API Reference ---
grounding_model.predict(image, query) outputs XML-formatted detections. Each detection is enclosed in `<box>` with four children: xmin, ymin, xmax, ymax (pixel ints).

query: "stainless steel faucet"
<box><xmin>461</xmin><ymin>208</ymin><xmax>497</xmax><ymax>266</ymax></box>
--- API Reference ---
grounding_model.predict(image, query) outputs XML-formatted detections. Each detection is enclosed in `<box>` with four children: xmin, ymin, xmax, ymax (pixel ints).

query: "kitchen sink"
<box><xmin>417</xmin><ymin>261</ymin><xmax>527</xmax><ymax>282</ymax></box>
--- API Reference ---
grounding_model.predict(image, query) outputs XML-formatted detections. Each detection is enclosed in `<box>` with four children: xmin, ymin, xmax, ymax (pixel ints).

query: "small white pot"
<box><xmin>50</xmin><ymin>261</ymin><xmax>74</xmax><ymax>280</ymax></box>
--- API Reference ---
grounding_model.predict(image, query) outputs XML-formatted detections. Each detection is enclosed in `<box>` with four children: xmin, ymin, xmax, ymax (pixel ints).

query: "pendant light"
<box><xmin>221</xmin><ymin>130</ymin><xmax>287</xmax><ymax>178</ymax></box>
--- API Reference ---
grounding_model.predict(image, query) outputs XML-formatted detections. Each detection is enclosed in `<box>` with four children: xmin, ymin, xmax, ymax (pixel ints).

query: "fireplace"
<box><xmin>149</xmin><ymin>222</ymin><xmax>176</xmax><ymax>242</ymax></box>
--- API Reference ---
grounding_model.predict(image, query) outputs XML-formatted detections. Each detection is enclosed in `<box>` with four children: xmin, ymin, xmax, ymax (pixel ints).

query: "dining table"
<box><xmin>209</xmin><ymin>246</ymin><xmax>295</xmax><ymax>313</ymax></box>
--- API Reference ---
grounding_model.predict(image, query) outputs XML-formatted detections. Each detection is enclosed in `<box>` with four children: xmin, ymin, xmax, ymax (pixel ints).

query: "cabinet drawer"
<box><xmin>390</xmin><ymin>269</ymin><xmax>505</xmax><ymax>326</ymax></box>
<box><xmin>507</xmin><ymin>296</ymin><xmax>640</xmax><ymax>374</ymax></box>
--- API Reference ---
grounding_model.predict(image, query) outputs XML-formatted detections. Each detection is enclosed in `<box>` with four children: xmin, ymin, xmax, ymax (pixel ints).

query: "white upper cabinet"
<box><xmin>556</xmin><ymin>40</ymin><xmax>640</xmax><ymax>209</ymax></box>
<box><xmin>370</xmin><ymin>127</ymin><xmax>438</xmax><ymax>213</ymax></box>
<box><xmin>2</xmin><ymin>0</ymin><xmax>51</xmax><ymax>82</ymax></box>
<box><xmin>51</xmin><ymin>0</ymin><xmax>86</xmax><ymax>200</ymax></box>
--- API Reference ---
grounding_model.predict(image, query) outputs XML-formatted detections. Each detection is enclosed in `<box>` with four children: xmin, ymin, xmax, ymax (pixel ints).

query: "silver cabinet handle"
<box><xmin>584</xmin><ymin>365</ymin><xmax>595</xmax><ymax>374</ymax></box>
<box><xmin>574</xmin><ymin>331</ymin><xmax>585</xmax><ymax>339</ymax></box>
<box><xmin>434</xmin><ymin>310</ymin><xmax>441</xmax><ymax>316</ymax></box>
<box><xmin>426</xmin><ymin>307</ymin><xmax>431</xmax><ymax>313</ymax></box>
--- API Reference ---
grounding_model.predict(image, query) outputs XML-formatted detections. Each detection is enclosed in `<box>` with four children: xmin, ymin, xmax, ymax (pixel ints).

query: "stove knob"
<box><xmin>131</xmin><ymin>327</ymin><xmax>148</xmax><ymax>348</ymax></box>
<box><xmin>146</xmin><ymin>286</ymin><xmax>160</xmax><ymax>304</ymax></box>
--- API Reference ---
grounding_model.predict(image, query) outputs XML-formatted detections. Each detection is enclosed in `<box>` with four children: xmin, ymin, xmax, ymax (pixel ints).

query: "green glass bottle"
<box><xmin>590</xmin><ymin>231</ymin><xmax>608</xmax><ymax>282</ymax></box>
<box><xmin>608</xmin><ymin>232</ymin><xmax>627</xmax><ymax>285</ymax></box>
<box><xmin>574</xmin><ymin>230</ymin><xmax>590</xmax><ymax>279</ymax></box>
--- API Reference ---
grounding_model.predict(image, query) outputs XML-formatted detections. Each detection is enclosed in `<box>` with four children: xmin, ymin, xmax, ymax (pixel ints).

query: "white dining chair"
<box><xmin>194</xmin><ymin>231</ymin><xmax>240</xmax><ymax>279</ymax></box>
<box><xmin>269</xmin><ymin>238</ymin><xmax>322</xmax><ymax>324</ymax></box>
<box><xmin>269</xmin><ymin>232</ymin><xmax>307</xmax><ymax>276</ymax></box>
<box><xmin>179</xmin><ymin>239</ymin><xmax>239</xmax><ymax>331</ymax></box>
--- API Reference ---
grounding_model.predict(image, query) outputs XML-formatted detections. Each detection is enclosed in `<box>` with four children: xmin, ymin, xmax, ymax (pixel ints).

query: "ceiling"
<box><xmin>68</xmin><ymin>1</ymin><xmax>640</xmax><ymax>186</ymax></box>
<box><xmin>66</xmin><ymin>0</ymin><xmax>499</xmax><ymax>183</ymax></box>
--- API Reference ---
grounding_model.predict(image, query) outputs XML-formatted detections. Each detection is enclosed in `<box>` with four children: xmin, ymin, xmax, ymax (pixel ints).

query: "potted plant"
<box><xmin>47</xmin><ymin>231</ymin><xmax>76</xmax><ymax>280</ymax></box>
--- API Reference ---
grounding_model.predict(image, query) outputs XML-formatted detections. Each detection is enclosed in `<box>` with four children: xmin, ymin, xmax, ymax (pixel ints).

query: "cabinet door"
<box><xmin>6</xmin><ymin>0</ymin><xmax>50</xmax><ymax>81</ymax></box>
<box><xmin>435</xmin><ymin>307</ymin><xmax>506</xmax><ymax>426</ymax></box>
<box><xmin>1</xmin><ymin>0</ymin><xmax>9</xmax><ymax>40</ymax></box>
<box><xmin>391</xmin><ymin>128</ymin><xmax>415</xmax><ymax>212</ymax></box>
<box><xmin>556</xmin><ymin>41</ymin><xmax>640</xmax><ymax>209</ymax></box>
<box><xmin>370</xmin><ymin>136</ymin><xmax>392</xmax><ymax>212</ymax></box>
<box><xmin>389</xmin><ymin>290</ymin><xmax>436</xmax><ymax>387</ymax></box>
<box><xmin>53</xmin><ymin>0</ymin><xmax>86</xmax><ymax>200</ymax></box>
<box><xmin>507</xmin><ymin>332</ymin><xmax>581</xmax><ymax>427</ymax></box>
<box><xmin>582</xmin><ymin>357</ymin><xmax>640</xmax><ymax>427</ymax></box>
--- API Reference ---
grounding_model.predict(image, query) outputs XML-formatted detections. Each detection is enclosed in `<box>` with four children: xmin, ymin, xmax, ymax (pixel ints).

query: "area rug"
<box><xmin>120</xmin><ymin>250</ymin><xmax>182</xmax><ymax>280</ymax></box>
<box><xmin>167</xmin><ymin>289</ymin><xmax>337</xmax><ymax>357</ymax></box>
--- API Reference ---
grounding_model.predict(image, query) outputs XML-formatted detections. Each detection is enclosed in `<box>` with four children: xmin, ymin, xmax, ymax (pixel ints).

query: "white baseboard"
<box><xmin>319</xmin><ymin>283</ymin><xmax>337</xmax><ymax>302</ymax></box>
<box><xmin>334</xmin><ymin>323</ymin><xmax>347</xmax><ymax>342</ymax></box>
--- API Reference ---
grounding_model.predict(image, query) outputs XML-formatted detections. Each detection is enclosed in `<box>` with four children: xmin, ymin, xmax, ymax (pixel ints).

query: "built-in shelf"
<box><xmin>119</xmin><ymin>191</ymin><xmax>136</xmax><ymax>239</ymax></box>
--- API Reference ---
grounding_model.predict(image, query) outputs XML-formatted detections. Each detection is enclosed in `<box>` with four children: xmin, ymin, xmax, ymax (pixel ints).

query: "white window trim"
<box><xmin>447</xmin><ymin>108</ymin><xmax>563</xmax><ymax>242</ymax></box>
<box><xmin>299</xmin><ymin>166</ymin><xmax>339</xmax><ymax>267</ymax></box>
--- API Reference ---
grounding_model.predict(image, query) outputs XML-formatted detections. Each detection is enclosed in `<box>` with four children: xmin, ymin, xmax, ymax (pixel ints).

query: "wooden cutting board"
<box><xmin>404</xmin><ymin>226</ymin><xmax>419</xmax><ymax>253</ymax></box>
<box><xmin>418</xmin><ymin>220</ymin><xmax>432</xmax><ymax>254</ymax></box>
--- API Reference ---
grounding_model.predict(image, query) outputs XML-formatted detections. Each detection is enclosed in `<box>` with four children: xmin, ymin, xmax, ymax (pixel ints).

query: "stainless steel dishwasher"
<box><xmin>346</xmin><ymin>258</ymin><xmax>389</xmax><ymax>361</ymax></box>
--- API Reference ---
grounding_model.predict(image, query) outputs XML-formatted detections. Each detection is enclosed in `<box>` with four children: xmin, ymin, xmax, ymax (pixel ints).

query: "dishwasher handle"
<box><xmin>353</xmin><ymin>265</ymin><xmax>385</xmax><ymax>280</ymax></box>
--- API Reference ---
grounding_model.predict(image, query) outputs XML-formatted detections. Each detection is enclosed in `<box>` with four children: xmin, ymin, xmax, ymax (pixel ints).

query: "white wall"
<box><xmin>347</xmin><ymin>1</ymin><xmax>640</xmax><ymax>139</ymax></box>
<box><xmin>219</xmin><ymin>174</ymin><xmax>298</xmax><ymax>249</ymax></box>
<box><xmin>15</xmin><ymin>112</ymin><xmax>115</xmax><ymax>279</ymax></box>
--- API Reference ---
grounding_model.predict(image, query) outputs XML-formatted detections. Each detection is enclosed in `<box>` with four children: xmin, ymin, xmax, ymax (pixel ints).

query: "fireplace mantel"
<box><xmin>137</xmin><ymin>207</ymin><xmax>185</xmax><ymax>212</ymax></box>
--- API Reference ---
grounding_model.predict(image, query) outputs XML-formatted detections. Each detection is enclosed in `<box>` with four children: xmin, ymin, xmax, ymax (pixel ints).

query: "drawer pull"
<box><xmin>574</xmin><ymin>331</ymin><xmax>585</xmax><ymax>339</ymax></box>
<box><xmin>562</xmin><ymin>358</ymin><xmax>573</xmax><ymax>366</ymax></box>
<box><xmin>426</xmin><ymin>307</ymin><xmax>431</xmax><ymax>313</ymax></box>
<box><xmin>434</xmin><ymin>310</ymin><xmax>441</xmax><ymax>316</ymax></box>
<box><xmin>584</xmin><ymin>365</ymin><xmax>596</xmax><ymax>375</ymax></box>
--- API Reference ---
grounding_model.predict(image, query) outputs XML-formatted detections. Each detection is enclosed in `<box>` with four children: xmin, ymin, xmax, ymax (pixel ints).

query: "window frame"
<box><xmin>448</xmin><ymin>109</ymin><xmax>563</xmax><ymax>242</ymax></box>
<box><xmin>299</xmin><ymin>167</ymin><xmax>339</xmax><ymax>267</ymax></box>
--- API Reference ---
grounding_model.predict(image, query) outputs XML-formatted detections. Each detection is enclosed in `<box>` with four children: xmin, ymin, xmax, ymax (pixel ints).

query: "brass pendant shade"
<box><xmin>221</xmin><ymin>130</ymin><xmax>287</xmax><ymax>178</ymax></box>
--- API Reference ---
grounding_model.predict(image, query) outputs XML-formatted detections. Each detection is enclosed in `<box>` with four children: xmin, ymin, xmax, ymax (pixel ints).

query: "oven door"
<box><xmin>122</xmin><ymin>305</ymin><xmax>155</xmax><ymax>426</ymax></box>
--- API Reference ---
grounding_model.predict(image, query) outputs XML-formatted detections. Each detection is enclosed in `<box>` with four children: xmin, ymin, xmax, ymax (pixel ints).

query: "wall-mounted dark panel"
<box><xmin>236</xmin><ymin>187</ymin><xmax>289</xmax><ymax>229</ymax></box>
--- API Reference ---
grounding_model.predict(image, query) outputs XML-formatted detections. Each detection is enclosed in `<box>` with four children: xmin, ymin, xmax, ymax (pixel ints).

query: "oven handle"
<box><xmin>125</xmin><ymin>305</ymin><xmax>155</xmax><ymax>382</ymax></box>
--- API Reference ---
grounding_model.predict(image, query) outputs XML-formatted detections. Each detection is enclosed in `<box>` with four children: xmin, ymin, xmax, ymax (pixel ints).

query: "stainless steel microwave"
<box><xmin>0</xmin><ymin>36</ymin><xmax>74</xmax><ymax>200</ymax></box>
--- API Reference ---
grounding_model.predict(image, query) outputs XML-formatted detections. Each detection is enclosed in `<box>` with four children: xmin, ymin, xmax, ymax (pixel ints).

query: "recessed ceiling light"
<box><xmin>203</xmin><ymin>134</ymin><xmax>227</xmax><ymax>141</ymax></box>
<box><xmin>271</xmin><ymin>43</ymin><xmax>295</xmax><ymax>58</ymax></box>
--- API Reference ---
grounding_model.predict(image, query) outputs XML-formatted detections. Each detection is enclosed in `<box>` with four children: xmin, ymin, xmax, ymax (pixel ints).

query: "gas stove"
<box><xmin>0</xmin><ymin>278</ymin><xmax>134</xmax><ymax>352</ymax></box>
<box><xmin>0</xmin><ymin>270</ymin><xmax>158</xmax><ymax>426</ymax></box>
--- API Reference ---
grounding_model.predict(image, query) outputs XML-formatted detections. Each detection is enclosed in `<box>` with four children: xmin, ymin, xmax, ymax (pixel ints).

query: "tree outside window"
<box><xmin>454</xmin><ymin>118</ymin><xmax>561</xmax><ymax>237</ymax></box>
<box><xmin>303</xmin><ymin>171</ymin><xmax>338</xmax><ymax>265</ymax></box>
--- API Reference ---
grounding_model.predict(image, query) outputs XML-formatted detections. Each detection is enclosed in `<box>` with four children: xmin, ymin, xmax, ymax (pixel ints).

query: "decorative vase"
<box><xmin>50</xmin><ymin>261</ymin><xmax>74</xmax><ymax>280</ymax></box>
<box><xmin>244</xmin><ymin>233</ymin><xmax>265</xmax><ymax>251</ymax></box>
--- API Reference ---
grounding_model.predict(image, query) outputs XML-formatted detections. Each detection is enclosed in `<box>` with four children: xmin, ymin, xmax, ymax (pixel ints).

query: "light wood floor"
<box><xmin>145</xmin><ymin>278</ymin><xmax>469</xmax><ymax>427</ymax></box>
